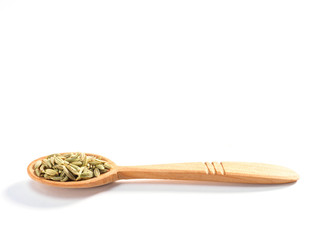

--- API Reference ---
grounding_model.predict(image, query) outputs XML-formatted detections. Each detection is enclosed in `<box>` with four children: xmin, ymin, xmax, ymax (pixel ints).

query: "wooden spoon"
<box><xmin>27</xmin><ymin>153</ymin><xmax>299</xmax><ymax>188</ymax></box>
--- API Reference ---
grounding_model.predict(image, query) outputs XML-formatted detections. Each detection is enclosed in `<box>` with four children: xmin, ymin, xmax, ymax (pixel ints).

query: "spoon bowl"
<box><xmin>28</xmin><ymin>152</ymin><xmax>299</xmax><ymax>188</ymax></box>
<box><xmin>27</xmin><ymin>153</ymin><xmax>118</xmax><ymax>188</ymax></box>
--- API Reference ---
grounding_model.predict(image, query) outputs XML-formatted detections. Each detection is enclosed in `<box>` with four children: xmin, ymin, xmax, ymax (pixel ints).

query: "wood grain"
<box><xmin>117</xmin><ymin>162</ymin><xmax>299</xmax><ymax>184</ymax></box>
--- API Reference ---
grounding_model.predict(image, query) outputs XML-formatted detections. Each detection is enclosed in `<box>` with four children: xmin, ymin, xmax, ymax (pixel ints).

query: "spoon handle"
<box><xmin>117</xmin><ymin>162</ymin><xmax>299</xmax><ymax>184</ymax></box>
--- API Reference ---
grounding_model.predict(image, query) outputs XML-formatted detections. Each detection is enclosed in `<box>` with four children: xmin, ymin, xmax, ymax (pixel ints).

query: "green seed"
<box><xmin>76</xmin><ymin>167</ymin><xmax>85</xmax><ymax>181</ymax></box>
<box><xmin>80</xmin><ymin>170</ymin><xmax>93</xmax><ymax>179</ymax></box>
<box><xmin>100</xmin><ymin>168</ymin><xmax>109</xmax><ymax>173</ymax></box>
<box><xmin>62</xmin><ymin>166</ymin><xmax>76</xmax><ymax>180</ymax></box>
<box><xmin>94</xmin><ymin>168</ymin><xmax>100</xmax><ymax>177</ymax></box>
<box><xmin>66</xmin><ymin>165</ymin><xmax>79</xmax><ymax>176</ymax></box>
<box><xmin>54</xmin><ymin>156</ymin><xmax>64</xmax><ymax>165</ymax></box>
<box><xmin>40</xmin><ymin>164</ymin><xmax>45</xmax><ymax>173</ymax></box>
<box><xmin>104</xmin><ymin>163</ymin><xmax>112</xmax><ymax>169</ymax></box>
<box><xmin>45</xmin><ymin>169</ymin><xmax>58</xmax><ymax>176</ymax></box>
<box><xmin>50</xmin><ymin>157</ymin><xmax>55</xmax><ymax>166</ymax></box>
<box><xmin>51</xmin><ymin>176</ymin><xmax>62</xmax><ymax>181</ymax></box>
<box><xmin>70</xmin><ymin>164</ymin><xmax>81</xmax><ymax>171</ymax></box>
<box><xmin>89</xmin><ymin>161</ymin><xmax>102</xmax><ymax>165</ymax></box>
<box><xmin>72</xmin><ymin>161</ymin><xmax>82</xmax><ymax>166</ymax></box>
<box><xmin>44</xmin><ymin>174</ymin><xmax>51</xmax><ymax>179</ymax></box>
<box><xmin>96</xmin><ymin>164</ymin><xmax>105</xmax><ymax>170</ymax></box>
<box><xmin>80</xmin><ymin>152</ymin><xmax>86</xmax><ymax>161</ymax></box>
<box><xmin>35</xmin><ymin>168</ymin><xmax>41</xmax><ymax>177</ymax></box>
<box><xmin>60</xmin><ymin>175</ymin><xmax>69</xmax><ymax>182</ymax></box>
<box><xmin>65</xmin><ymin>157</ymin><xmax>78</xmax><ymax>163</ymax></box>
<box><xmin>54</xmin><ymin>165</ymin><xmax>64</xmax><ymax>170</ymax></box>
<box><xmin>34</xmin><ymin>160</ymin><xmax>42</xmax><ymax>169</ymax></box>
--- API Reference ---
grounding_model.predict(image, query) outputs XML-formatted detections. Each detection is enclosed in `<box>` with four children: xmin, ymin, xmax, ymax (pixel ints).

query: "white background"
<box><xmin>0</xmin><ymin>0</ymin><xmax>319</xmax><ymax>239</ymax></box>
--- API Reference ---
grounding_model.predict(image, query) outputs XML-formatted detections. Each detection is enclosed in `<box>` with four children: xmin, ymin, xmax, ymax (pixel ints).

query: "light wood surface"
<box><xmin>27</xmin><ymin>153</ymin><xmax>299</xmax><ymax>188</ymax></box>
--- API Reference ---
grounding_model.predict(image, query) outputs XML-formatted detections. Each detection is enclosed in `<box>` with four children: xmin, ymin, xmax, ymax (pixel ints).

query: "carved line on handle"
<box><xmin>204</xmin><ymin>162</ymin><xmax>215</xmax><ymax>175</ymax></box>
<box><xmin>220</xmin><ymin>162</ymin><xmax>226</xmax><ymax>175</ymax></box>
<box><xmin>204</xmin><ymin>162</ymin><xmax>225</xmax><ymax>175</ymax></box>
<box><xmin>213</xmin><ymin>162</ymin><xmax>225</xmax><ymax>175</ymax></box>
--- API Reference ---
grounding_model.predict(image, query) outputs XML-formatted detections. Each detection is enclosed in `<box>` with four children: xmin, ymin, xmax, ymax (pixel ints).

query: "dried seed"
<box><xmin>104</xmin><ymin>163</ymin><xmax>111</xmax><ymax>169</ymax></box>
<box><xmin>44</xmin><ymin>159</ymin><xmax>52</xmax><ymax>168</ymax></box>
<box><xmin>70</xmin><ymin>164</ymin><xmax>81</xmax><ymax>171</ymax></box>
<box><xmin>34</xmin><ymin>160</ymin><xmax>42</xmax><ymax>169</ymax></box>
<box><xmin>76</xmin><ymin>167</ymin><xmax>85</xmax><ymax>181</ymax></box>
<box><xmin>44</xmin><ymin>174</ymin><xmax>51</xmax><ymax>179</ymax></box>
<box><xmin>94</xmin><ymin>168</ymin><xmax>100</xmax><ymax>177</ymax></box>
<box><xmin>96</xmin><ymin>164</ymin><xmax>105</xmax><ymax>170</ymax></box>
<box><xmin>45</xmin><ymin>169</ymin><xmax>59</xmax><ymax>176</ymax></box>
<box><xmin>80</xmin><ymin>152</ymin><xmax>86</xmax><ymax>161</ymax></box>
<box><xmin>48</xmin><ymin>159</ymin><xmax>53</xmax><ymax>168</ymax></box>
<box><xmin>51</xmin><ymin>176</ymin><xmax>62</xmax><ymax>181</ymax></box>
<box><xmin>65</xmin><ymin>157</ymin><xmax>78</xmax><ymax>163</ymax></box>
<box><xmin>89</xmin><ymin>161</ymin><xmax>102</xmax><ymax>165</ymax></box>
<box><xmin>50</xmin><ymin>157</ymin><xmax>55</xmax><ymax>166</ymax></box>
<box><xmin>54</xmin><ymin>165</ymin><xmax>64</xmax><ymax>170</ymax></box>
<box><xmin>35</xmin><ymin>168</ymin><xmax>41</xmax><ymax>177</ymax></box>
<box><xmin>42</xmin><ymin>159</ymin><xmax>48</xmax><ymax>167</ymax></box>
<box><xmin>60</xmin><ymin>175</ymin><xmax>69</xmax><ymax>182</ymax></box>
<box><xmin>72</xmin><ymin>161</ymin><xmax>82</xmax><ymax>166</ymax></box>
<box><xmin>54</xmin><ymin>156</ymin><xmax>64</xmax><ymax>165</ymax></box>
<box><xmin>66</xmin><ymin>165</ymin><xmax>79</xmax><ymax>176</ymax></box>
<box><xmin>100</xmin><ymin>168</ymin><xmax>109</xmax><ymax>173</ymax></box>
<box><xmin>40</xmin><ymin>164</ymin><xmax>46</xmax><ymax>173</ymax></box>
<box><xmin>95</xmin><ymin>159</ymin><xmax>106</xmax><ymax>163</ymax></box>
<box><xmin>80</xmin><ymin>170</ymin><xmax>93</xmax><ymax>179</ymax></box>
<box><xmin>62</xmin><ymin>165</ymin><xmax>76</xmax><ymax>180</ymax></box>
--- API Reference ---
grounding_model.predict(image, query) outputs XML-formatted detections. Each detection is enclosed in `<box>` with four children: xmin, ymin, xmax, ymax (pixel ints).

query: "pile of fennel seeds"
<box><xmin>34</xmin><ymin>152</ymin><xmax>111</xmax><ymax>181</ymax></box>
